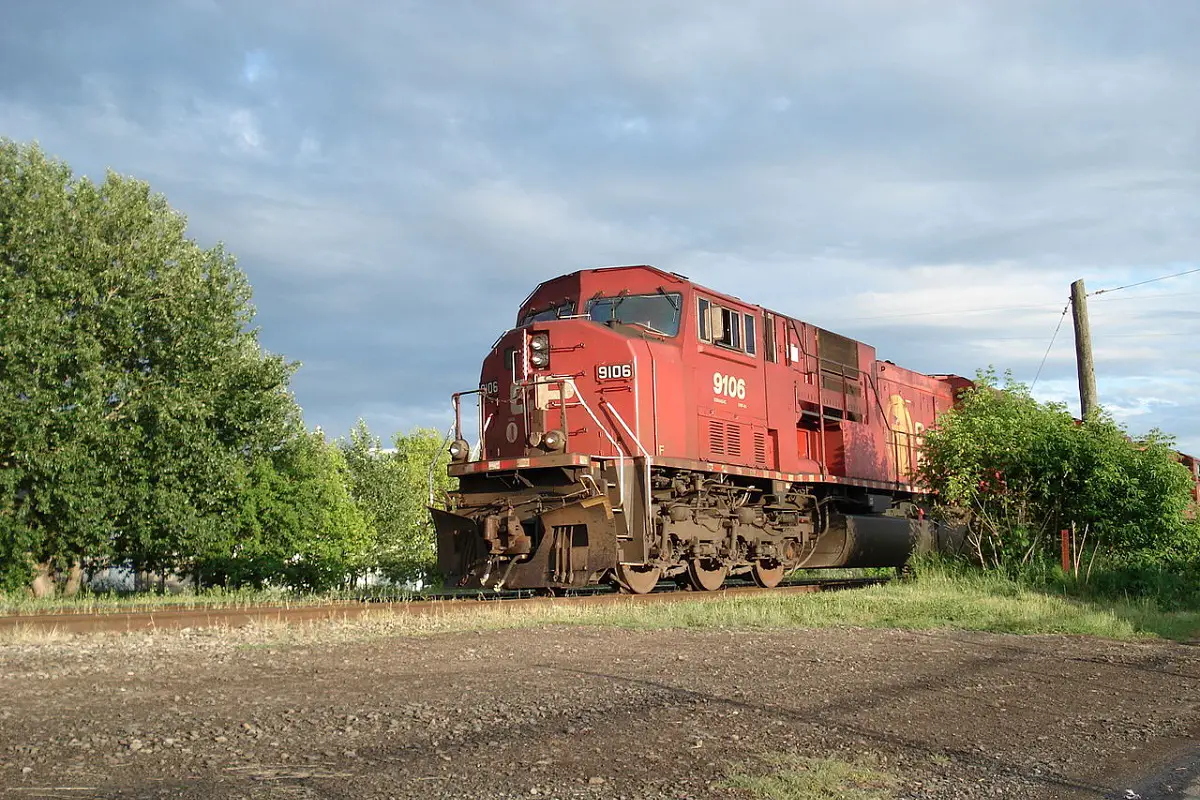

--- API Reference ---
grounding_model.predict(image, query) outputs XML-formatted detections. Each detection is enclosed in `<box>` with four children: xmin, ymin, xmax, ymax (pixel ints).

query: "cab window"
<box><xmin>519</xmin><ymin>301</ymin><xmax>574</xmax><ymax>327</ymax></box>
<box><xmin>586</xmin><ymin>292</ymin><xmax>682</xmax><ymax>336</ymax></box>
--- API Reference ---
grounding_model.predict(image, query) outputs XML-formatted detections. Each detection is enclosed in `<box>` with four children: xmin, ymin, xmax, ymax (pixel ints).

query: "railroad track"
<box><xmin>0</xmin><ymin>577</ymin><xmax>888</xmax><ymax>636</ymax></box>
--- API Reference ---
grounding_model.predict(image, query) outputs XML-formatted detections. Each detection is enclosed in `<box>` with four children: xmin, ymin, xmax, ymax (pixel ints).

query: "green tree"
<box><xmin>0</xmin><ymin>139</ymin><xmax>296</xmax><ymax>593</ymax></box>
<box><xmin>388</xmin><ymin>426</ymin><xmax>455</xmax><ymax>584</ymax></box>
<box><xmin>207</xmin><ymin>427</ymin><xmax>371</xmax><ymax>591</ymax></box>
<box><xmin>341</xmin><ymin>421</ymin><xmax>453</xmax><ymax>587</ymax></box>
<box><xmin>0</xmin><ymin>142</ymin><xmax>123</xmax><ymax>590</ymax></box>
<box><xmin>918</xmin><ymin>370</ymin><xmax>1196</xmax><ymax>572</ymax></box>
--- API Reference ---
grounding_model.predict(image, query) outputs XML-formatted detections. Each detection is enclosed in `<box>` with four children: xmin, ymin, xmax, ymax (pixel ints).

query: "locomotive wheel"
<box><xmin>751</xmin><ymin>559</ymin><xmax>785</xmax><ymax>589</ymax></box>
<box><xmin>686</xmin><ymin>559</ymin><xmax>728</xmax><ymax>592</ymax></box>
<box><xmin>615</xmin><ymin>564</ymin><xmax>662</xmax><ymax>595</ymax></box>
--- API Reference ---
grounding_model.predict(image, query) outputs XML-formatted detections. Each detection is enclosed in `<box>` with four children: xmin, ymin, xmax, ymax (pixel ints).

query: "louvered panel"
<box><xmin>725</xmin><ymin>423</ymin><xmax>742</xmax><ymax>457</ymax></box>
<box><xmin>753</xmin><ymin>431</ymin><xmax>767</xmax><ymax>466</ymax></box>
<box><xmin>708</xmin><ymin>419</ymin><xmax>726</xmax><ymax>456</ymax></box>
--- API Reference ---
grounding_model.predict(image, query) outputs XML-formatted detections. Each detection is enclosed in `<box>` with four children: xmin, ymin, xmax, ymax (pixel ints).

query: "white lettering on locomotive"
<box><xmin>713</xmin><ymin>371</ymin><xmax>746</xmax><ymax>400</ymax></box>
<box><xmin>596</xmin><ymin>364</ymin><xmax>633</xmax><ymax>380</ymax></box>
<box><xmin>480</xmin><ymin>379</ymin><xmax>499</xmax><ymax>396</ymax></box>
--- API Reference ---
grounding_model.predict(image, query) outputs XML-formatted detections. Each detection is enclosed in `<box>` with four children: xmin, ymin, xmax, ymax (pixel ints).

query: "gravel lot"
<box><xmin>1</xmin><ymin>619</ymin><xmax>1197</xmax><ymax>799</ymax></box>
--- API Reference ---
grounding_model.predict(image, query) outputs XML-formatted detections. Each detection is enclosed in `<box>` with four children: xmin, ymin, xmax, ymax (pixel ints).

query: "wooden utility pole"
<box><xmin>1070</xmin><ymin>278</ymin><xmax>1098</xmax><ymax>418</ymax></box>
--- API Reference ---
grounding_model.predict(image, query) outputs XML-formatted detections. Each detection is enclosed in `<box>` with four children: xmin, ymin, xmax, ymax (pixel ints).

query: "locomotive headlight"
<box><xmin>541</xmin><ymin>429</ymin><xmax>565</xmax><ymax>451</ymax></box>
<box><xmin>528</xmin><ymin>333</ymin><xmax>550</xmax><ymax>370</ymax></box>
<box><xmin>448</xmin><ymin>438</ymin><xmax>471</xmax><ymax>462</ymax></box>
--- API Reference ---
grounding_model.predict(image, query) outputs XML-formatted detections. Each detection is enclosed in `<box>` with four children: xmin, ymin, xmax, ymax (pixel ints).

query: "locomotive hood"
<box><xmin>475</xmin><ymin>317</ymin><xmax>669</xmax><ymax>463</ymax></box>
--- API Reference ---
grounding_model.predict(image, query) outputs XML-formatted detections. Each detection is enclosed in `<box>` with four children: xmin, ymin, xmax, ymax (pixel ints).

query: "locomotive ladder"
<box><xmin>598</xmin><ymin>397</ymin><xmax>654</xmax><ymax>536</ymax></box>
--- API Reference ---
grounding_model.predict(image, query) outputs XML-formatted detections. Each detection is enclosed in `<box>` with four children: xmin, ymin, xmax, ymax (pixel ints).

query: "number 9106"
<box><xmin>713</xmin><ymin>372</ymin><xmax>746</xmax><ymax>399</ymax></box>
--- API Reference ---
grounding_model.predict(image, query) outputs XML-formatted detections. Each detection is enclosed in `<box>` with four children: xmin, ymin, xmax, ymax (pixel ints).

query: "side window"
<box><xmin>715</xmin><ymin>307</ymin><xmax>740</xmax><ymax>349</ymax></box>
<box><xmin>698</xmin><ymin>297</ymin><xmax>755</xmax><ymax>355</ymax></box>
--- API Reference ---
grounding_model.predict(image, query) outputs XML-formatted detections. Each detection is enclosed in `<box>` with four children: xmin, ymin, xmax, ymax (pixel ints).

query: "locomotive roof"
<box><xmin>529</xmin><ymin>264</ymin><xmax>758</xmax><ymax>312</ymax></box>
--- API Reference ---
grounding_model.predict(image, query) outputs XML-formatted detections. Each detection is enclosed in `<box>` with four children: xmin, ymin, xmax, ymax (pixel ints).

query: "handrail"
<box><xmin>599</xmin><ymin>399</ymin><xmax>650</xmax><ymax>459</ymax></box>
<box><xmin>559</xmin><ymin>378</ymin><xmax>628</xmax><ymax>512</ymax></box>
<box><xmin>599</xmin><ymin>399</ymin><xmax>654</xmax><ymax>538</ymax></box>
<box><xmin>455</xmin><ymin>375</ymin><xmax>640</xmax><ymax>515</ymax></box>
<box><xmin>451</xmin><ymin>388</ymin><xmax>485</xmax><ymax>459</ymax></box>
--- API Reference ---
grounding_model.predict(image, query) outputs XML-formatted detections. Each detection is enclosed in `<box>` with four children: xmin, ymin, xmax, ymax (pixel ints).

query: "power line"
<box><xmin>824</xmin><ymin>275</ymin><xmax>1196</xmax><ymax>331</ymax></box>
<box><xmin>838</xmin><ymin>301</ymin><xmax>1065</xmax><ymax>323</ymax></box>
<box><xmin>1092</xmin><ymin>289</ymin><xmax>1200</xmax><ymax>303</ymax></box>
<box><xmin>1093</xmin><ymin>331</ymin><xmax>1197</xmax><ymax>339</ymax></box>
<box><xmin>978</xmin><ymin>330</ymin><xmax>1196</xmax><ymax>342</ymax></box>
<box><xmin>1090</xmin><ymin>266</ymin><xmax>1200</xmax><ymax>296</ymax></box>
<box><xmin>1031</xmin><ymin>302</ymin><xmax>1070</xmax><ymax>391</ymax></box>
<box><xmin>832</xmin><ymin>277</ymin><xmax>1198</xmax><ymax>324</ymax></box>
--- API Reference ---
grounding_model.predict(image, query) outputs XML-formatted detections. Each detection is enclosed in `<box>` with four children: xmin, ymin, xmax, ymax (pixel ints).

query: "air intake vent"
<box><xmin>726</xmin><ymin>424</ymin><xmax>742</xmax><ymax>458</ymax></box>
<box><xmin>707</xmin><ymin>419</ymin><xmax>744</xmax><ymax>460</ymax></box>
<box><xmin>753</xmin><ymin>431</ymin><xmax>767</xmax><ymax>466</ymax></box>
<box><xmin>709</xmin><ymin>419</ymin><xmax>726</xmax><ymax>456</ymax></box>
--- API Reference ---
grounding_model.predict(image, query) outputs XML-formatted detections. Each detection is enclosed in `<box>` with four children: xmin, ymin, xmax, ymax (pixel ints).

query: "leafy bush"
<box><xmin>919</xmin><ymin>369</ymin><xmax>1198</xmax><ymax>585</ymax></box>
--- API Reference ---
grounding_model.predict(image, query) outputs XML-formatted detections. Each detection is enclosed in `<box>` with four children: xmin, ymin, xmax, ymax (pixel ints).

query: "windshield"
<box><xmin>587</xmin><ymin>293</ymin><xmax>682</xmax><ymax>336</ymax></box>
<box><xmin>520</xmin><ymin>301</ymin><xmax>575</xmax><ymax>326</ymax></box>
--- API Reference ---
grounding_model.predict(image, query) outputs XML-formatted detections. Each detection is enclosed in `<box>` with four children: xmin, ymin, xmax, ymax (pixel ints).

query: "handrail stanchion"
<box><xmin>450</xmin><ymin>388</ymin><xmax>488</xmax><ymax>461</ymax></box>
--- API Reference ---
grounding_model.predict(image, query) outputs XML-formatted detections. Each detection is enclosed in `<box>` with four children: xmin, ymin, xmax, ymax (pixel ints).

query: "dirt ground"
<box><xmin>1</xmin><ymin>620</ymin><xmax>1197</xmax><ymax>800</ymax></box>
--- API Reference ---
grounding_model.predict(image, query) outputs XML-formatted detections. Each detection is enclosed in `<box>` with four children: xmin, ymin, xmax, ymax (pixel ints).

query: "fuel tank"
<box><xmin>801</xmin><ymin>512</ymin><xmax>965</xmax><ymax>568</ymax></box>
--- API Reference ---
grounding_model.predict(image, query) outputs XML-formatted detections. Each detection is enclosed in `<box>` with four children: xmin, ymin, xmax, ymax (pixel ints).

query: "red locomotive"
<box><xmin>432</xmin><ymin>265</ymin><xmax>970</xmax><ymax>593</ymax></box>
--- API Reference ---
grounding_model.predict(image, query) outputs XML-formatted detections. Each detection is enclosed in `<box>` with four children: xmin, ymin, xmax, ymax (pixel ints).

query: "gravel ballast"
<box><xmin>1</xmin><ymin>621</ymin><xmax>1197</xmax><ymax>799</ymax></box>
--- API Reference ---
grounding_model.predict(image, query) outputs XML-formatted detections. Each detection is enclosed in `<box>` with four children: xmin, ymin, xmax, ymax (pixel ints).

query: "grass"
<box><xmin>0</xmin><ymin>623</ymin><xmax>78</xmax><ymax>645</ymax></box>
<box><xmin>0</xmin><ymin>586</ymin><xmax>318</xmax><ymax>615</ymax></box>
<box><xmin>568</xmin><ymin>569</ymin><xmax>1200</xmax><ymax>641</ymax></box>
<box><xmin>720</xmin><ymin>753</ymin><xmax>898</xmax><ymax>800</ymax></box>
<box><xmin>1042</xmin><ymin>562</ymin><xmax>1200</xmax><ymax>612</ymax></box>
<box><xmin>5</xmin><ymin>561</ymin><xmax>1198</xmax><ymax>644</ymax></box>
<box><xmin>196</xmin><ymin>565</ymin><xmax>1200</xmax><ymax>648</ymax></box>
<box><xmin>0</xmin><ymin>585</ymin><xmax>425</xmax><ymax>616</ymax></box>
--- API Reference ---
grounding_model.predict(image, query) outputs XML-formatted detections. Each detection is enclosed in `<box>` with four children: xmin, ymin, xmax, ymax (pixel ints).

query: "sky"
<box><xmin>2</xmin><ymin>0</ymin><xmax>1198</xmax><ymax>453</ymax></box>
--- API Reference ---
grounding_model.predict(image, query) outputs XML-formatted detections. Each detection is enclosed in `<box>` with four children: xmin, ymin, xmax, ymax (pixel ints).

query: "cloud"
<box><xmin>242</xmin><ymin>50</ymin><xmax>272</xmax><ymax>85</ymax></box>
<box><xmin>225</xmin><ymin>108</ymin><xmax>264</xmax><ymax>154</ymax></box>
<box><xmin>1</xmin><ymin>0</ymin><xmax>1197</xmax><ymax>454</ymax></box>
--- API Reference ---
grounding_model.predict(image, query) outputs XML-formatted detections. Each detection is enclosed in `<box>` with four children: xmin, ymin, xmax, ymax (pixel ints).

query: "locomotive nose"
<box><xmin>433</xmin><ymin>491</ymin><xmax>622</xmax><ymax>591</ymax></box>
<box><xmin>471</xmin><ymin>323</ymin><xmax>591</xmax><ymax>462</ymax></box>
